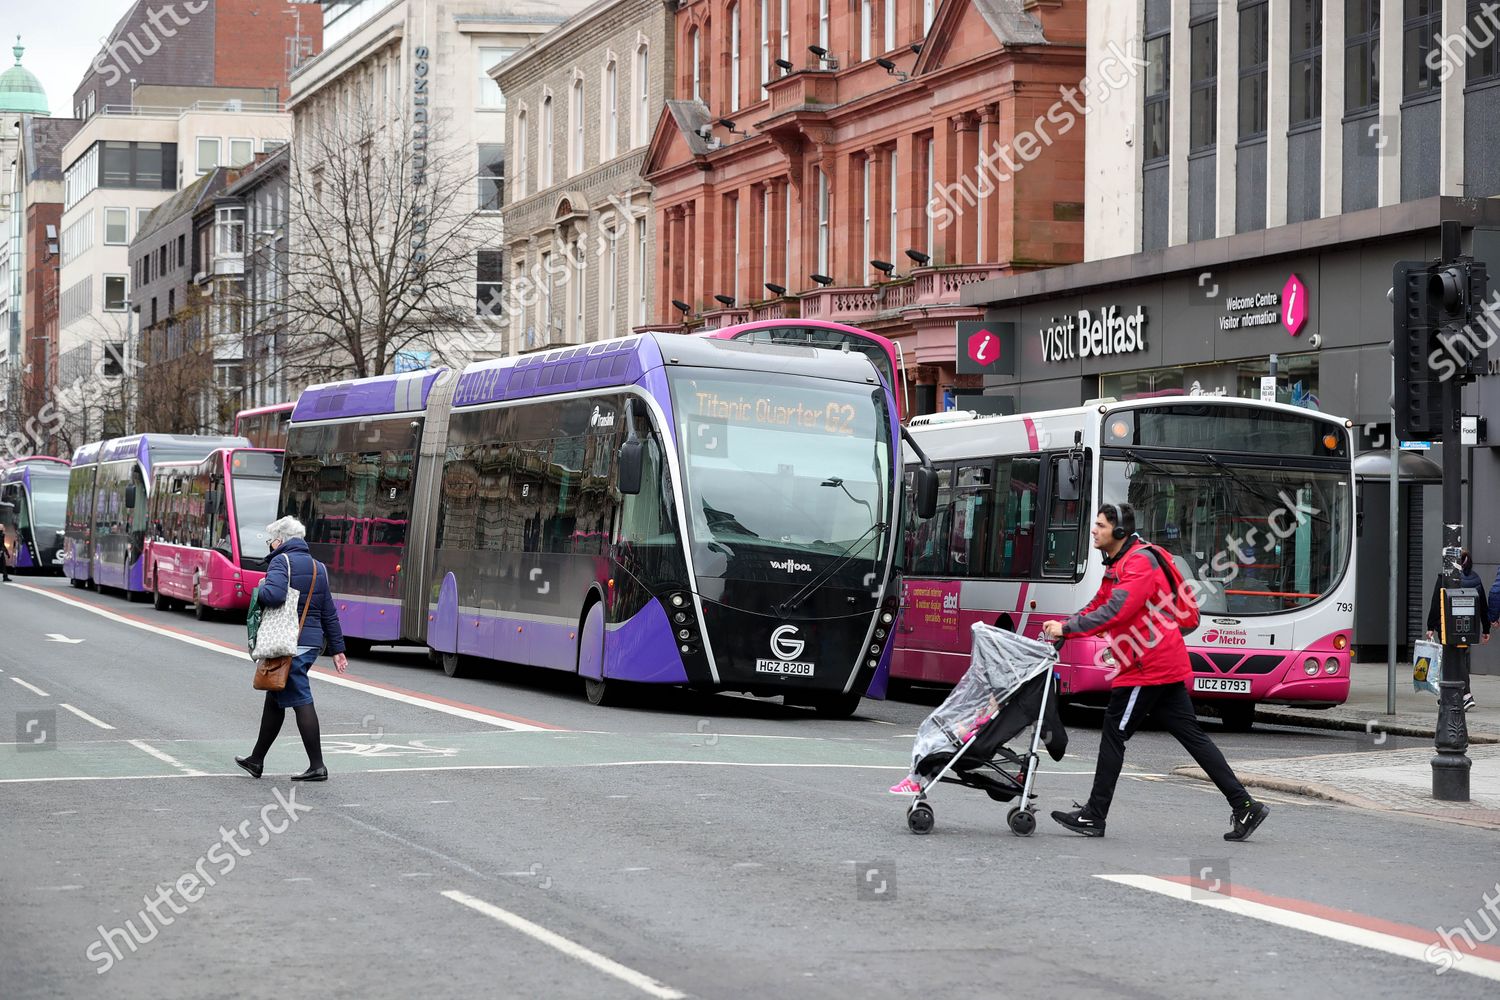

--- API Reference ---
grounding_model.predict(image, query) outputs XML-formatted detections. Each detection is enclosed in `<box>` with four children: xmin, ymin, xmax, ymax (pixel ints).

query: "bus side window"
<box><xmin>1042</xmin><ymin>454</ymin><xmax>1086</xmax><ymax>578</ymax></box>
<box><xmin>912</xmin><ymin>465</ymin><xmax>953</xmax><ymax>576</ymax></box>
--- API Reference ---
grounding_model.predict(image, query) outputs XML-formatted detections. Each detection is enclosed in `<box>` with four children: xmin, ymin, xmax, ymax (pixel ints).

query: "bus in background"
<box><xmin>281</xmin><ymin>334</ymin><xmax>935</xmax><ymax>713</ymax></box>
<box><xmin>1</xmin><ymin>457</ymin><xmax>71</xmax><ymax>573</ymax></box>
<box><xmin>144</xmin><ymin>448</ymin><xmax>284</xmax><ymax>619</ymax></box>
<box><xmin>894</xmin><ymin>397</ymin><xmax>1355</xmax><ymax>731</ymax></box>
<box><xmin>702</xmin><ymin>320</ymin><xmax>908</xmax><ymax>419</ymax></box>
<box><xmin>66</xmin><ymin>434</ymin><xmax>250</xmax><ymax>597</ymax></box>
<box><xmin>234</xmin><ymin>403</ymin><xmax>294</xmax><ymax>450</ymax></box>
<box><xmin>64</xmin><ymin>442</ymin><xmax>104</xmax><ymax>586</ymax></box>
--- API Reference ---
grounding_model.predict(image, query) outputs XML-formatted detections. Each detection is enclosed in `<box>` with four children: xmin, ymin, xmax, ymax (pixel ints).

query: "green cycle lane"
<box><xmin>0</xmin><ymin>730</ymin><xmax>1103</xmax><ymax>783</ymax></box>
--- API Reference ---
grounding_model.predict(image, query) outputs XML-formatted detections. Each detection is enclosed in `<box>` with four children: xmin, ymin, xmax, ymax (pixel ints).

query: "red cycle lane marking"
<box><xmin>16</xmin><ymin>583</ymin><xmax>564</xmax><ymax>732</ymax></box>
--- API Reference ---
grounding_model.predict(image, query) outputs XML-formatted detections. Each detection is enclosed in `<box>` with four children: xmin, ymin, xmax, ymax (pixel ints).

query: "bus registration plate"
<box><xmin>756</xmin><ymin>659</ymin><xmax>814</xmax><ymax>676</ymax></box>
<box><xmin>1193</xmin><ymin>677</ymin><xmax>1251</xmax><ymax>694</ymax></box>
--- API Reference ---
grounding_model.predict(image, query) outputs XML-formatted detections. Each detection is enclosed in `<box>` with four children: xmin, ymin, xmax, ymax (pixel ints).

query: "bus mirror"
<box><xmin>618</xmin><ymin>439</ymin><xmax>644</xmax><ymax>495</ymax></box>
<box><xmin>124</xmin><ymin>484</ymin><xmax>138</xmax><ymax>509</ymax></box>
<box><xmin>914</xmin><ymin>466</ymin><xmax>938</xmax><ymax>519</ymax></box>
<box><xmin>1057</xmin><ymin>457</ymin><xmax>1082</xmax><ymax>503</ymax></box>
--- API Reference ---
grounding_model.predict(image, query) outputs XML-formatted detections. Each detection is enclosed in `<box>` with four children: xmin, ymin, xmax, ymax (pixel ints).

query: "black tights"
<box><xmin>248</xmin><ymin>693</ymin><xmax>323</xmax><ymax>770</ymax></box>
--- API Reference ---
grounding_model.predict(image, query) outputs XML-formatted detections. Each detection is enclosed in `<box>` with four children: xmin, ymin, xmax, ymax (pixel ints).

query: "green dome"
<box><xmin>0</xmin><ymin>39</ymin><xmax>49</xmax><ymax>116</ymax></box>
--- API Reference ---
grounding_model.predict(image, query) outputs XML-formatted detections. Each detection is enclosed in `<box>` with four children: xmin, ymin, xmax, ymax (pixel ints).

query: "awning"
<box><xmin>1352</xmin><ymin>450</ymin><xmax>1444</xmax><ymax>482</ymax></box>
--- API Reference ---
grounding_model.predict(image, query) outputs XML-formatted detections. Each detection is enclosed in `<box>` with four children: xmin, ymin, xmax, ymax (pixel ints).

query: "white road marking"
<box><xmin>127</xmin><ymin>739</ymin><xmax>206</xmax><ymax>777</ymax></box>
<box><xmin>1098</xmin><ymin>874</ymin><xmax>1500</xmax><ymax>983</ymax></box>
<box><xmin>44</xmin><ymin>633</ymin><xmax>83</xmax><ymax>643</ymax></box>
<box><xmin>58</xmin><ymin>703</ymin><xmax>115</xmax><ymax>730</ymax></box>
<box><xmin>10</xmin><ymin>676</ymin><xmax>49</xmax><ymax>697</ymax></box>
<box><xmin>442</xmin><ymin>889</ymin><xmax>687</xmax><ymax>1000</ymax></box>
<box><xmin>12</xmin><ymin>584</ymin><xmax>554</xmax><ymax>732</ymax></box>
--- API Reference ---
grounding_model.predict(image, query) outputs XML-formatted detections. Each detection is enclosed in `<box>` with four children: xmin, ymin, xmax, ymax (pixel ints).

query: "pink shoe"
<box><xmin>889</xmin><ymin>777</ymin><xmax>922</xmax><ymax>795</ymax></box>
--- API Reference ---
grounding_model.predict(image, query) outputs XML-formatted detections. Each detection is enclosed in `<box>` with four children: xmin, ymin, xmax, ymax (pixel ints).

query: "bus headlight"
<box><xmin>670</xmin><ymin>593</ymin><xmax>687</xmax><ymax>608</ymax></box>
<box><xmin>678</xmin><ymin>629</ymin><xmax>692</xmax><ymax>640</ymax></box>
<box><xmin>867</xmin><ymin>658</ymin><xmax>878</xmax><ymax>668</ymax></box>
<box><xmin>1324</xmin><ymin>658</ymin><xmax>1340</xmax><ymax>675</ymax></box>
<box><xmin>1332</xmin><ymin>634</ymin><xmax>1349</xmax><ymax>651</ymax></box>
<box><xmin>881</xmin><ymin>612</ymin><xmax>895</xmax><ymax>624</ymax></box>
<box><xmin>870</xmin><ymin>644</ymin><xmax>881</xmax><ymax>655</ymax></box>
<box><xmin>1303</xmin><ymin>657</ymin><xmax>1320</xmax><ymax>676</ymax></box>
<box><xmin>875</xmin><ymin>628</ymin><xmax>887</xmax><ymax>640</ymax></box>
<box><xmin>673</xmin><ymin>611</ymin><xmax>690</xmax><ymax>624</ymax></box>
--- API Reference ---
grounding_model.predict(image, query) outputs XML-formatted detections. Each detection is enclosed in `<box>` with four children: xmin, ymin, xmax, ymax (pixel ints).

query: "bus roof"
<box><xmin>70</xmin><ymin>441</ymin><xmax>104</xmax><ymax>466</ymax></box>
<box><xmin>97</xmin><ymin>434</ymin><xmax>251</xmax><ymax>466</ymax></box>
<box><xmin>2</xmin><ymin>461</ymin><xmax>71</xmax><ymax>486</ymax></box>
<box><xmin>452</xmin><ymin>331</ymin><xmax>884</xmax><ymax>410</ymax></box>
<box><xmin>292</xmin><ymin>369</ymin><xmax>448</xmax><ymax>422</ymax></box>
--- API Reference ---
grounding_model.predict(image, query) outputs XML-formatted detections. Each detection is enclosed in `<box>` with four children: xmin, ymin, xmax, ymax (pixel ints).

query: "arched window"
<box><xmin>861</xmin><ymin>0</ymin><xmax>873</xmax><ymax>60</ymax></box>
<box><xmin>729</xmin><ymin>4</ymin><xmax>741</xmax><ymax>112</ymax></box>
<box><xmin>539</xmin><ymin>95</ymin><xmax>553</xmax><ymax>188</ymax></box>
<box><xmin>515</xmin><ymin>109</ymin><xmax>529</xmax><ymax>198</ymax></box>
<box><xmin>779</xmin><ymin>0</ymin><xmax>789</xmax><ymax>74</ymax></box>
<box><xmin>604</xmin><ymin>59</ymin><xmax>618</xmax><ymax>159</ymax></box>
<box><xmin>634</xmin><ymin>42</ymin><xmax>650</xmax><ymax>147</ymax></box>
<box><xmin>569</xmin><ymin>76</ymin><xmax>585</xmax><ymax>175</ymax></box>
<box><xmin>759</xmin><ymin>0</ymin><xmax>770</xmax><ymax>98</ymax></box>
<box><xmin>690</xmin><ymin>27</ymin><xmax>702</xmax><ymax>101</ymax></box>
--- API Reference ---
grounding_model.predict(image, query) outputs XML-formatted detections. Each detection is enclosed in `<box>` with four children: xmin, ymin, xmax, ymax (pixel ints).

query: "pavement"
<box><xmin>6</xmin><ymin>576</ymin><xmax>1500</xmax><ymax>999</ymax></box>
<box><xmin>1255</xmin><ymin>660</ymin><xmax>1500</xmax><ymax>743</ymax></box>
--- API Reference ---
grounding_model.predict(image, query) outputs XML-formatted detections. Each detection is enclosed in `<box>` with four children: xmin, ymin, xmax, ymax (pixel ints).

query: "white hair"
<box><xmin>266</xmin><ymin>516</ymin><xmax>307</xmax><ymax>542</ymax></box>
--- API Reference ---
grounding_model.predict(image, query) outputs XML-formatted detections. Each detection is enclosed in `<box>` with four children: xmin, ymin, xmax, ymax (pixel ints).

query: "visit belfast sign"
<box><xmin>1039</xmin><ymin>305</ymin><xmax>1148</xmax><ymax>363</ymax></box>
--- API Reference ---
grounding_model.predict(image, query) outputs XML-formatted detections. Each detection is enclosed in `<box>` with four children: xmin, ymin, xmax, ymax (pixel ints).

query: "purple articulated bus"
<box><xmin>1</xmin><ymin>456</ymin><xmax>72</xmax><ymax>574</ymax></box>
<box><xmin>64</xmin><ymin>434</ymin><xmax>249</xmax><ymax>597</ymax></box>
<box><xmin>279</xmin><ymin>333</ymin><xmax>937</xmax><ymax>714</ymax></box>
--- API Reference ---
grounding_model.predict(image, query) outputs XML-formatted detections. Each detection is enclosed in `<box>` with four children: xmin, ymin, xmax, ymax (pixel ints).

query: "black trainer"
<box><xmin>1050</xmin><ymin>802</ymin><xmax>1105</xmax><ymax>837</ymax></box>
<box><xmin>1224</xmin><ymin>799</ymin><xmax>1269</xmax><ymax>842</ymax></box>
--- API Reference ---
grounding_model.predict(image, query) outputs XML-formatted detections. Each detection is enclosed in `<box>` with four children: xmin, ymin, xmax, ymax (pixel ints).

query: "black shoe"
<box><xmin>1050</xmin><ymin>802</ymin><xmax>1105</xmax><ymax>837</ymax></box>
<box><xmin>1224</xmin><ymin>799</ymin><xmax>1269</xmax><ymax>842</ymax></box>
<box><xmin>1463</xmin><ymin>693</ymin><xmax>1476</xmax><ymax>712</ymax></box>
<box><xmin>291</xmin><ymin>766</ymin><xmax>328</xmax><ymax>782</ymax></box>
<box><xmin>234</xmin><ymin>756</ymin><xmax>263</xmax><ymax>779</ymax></box>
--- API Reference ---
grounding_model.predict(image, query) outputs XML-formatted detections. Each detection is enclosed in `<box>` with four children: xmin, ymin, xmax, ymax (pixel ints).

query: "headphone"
<box><xmin>1104</xmin><ymin>502</ymin><xmax>1136</xmax><ymax>540</ymax></box>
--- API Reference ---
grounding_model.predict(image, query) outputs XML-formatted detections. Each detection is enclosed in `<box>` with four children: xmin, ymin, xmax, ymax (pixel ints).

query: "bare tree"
<box><xmin>280</xmin><ymin>102</ymin><xmax>501</xmax><ymax>385</ymax></box>
<box><xmin>134</xmin><ymin>284</ymin><xmax>244</xmax><ymax>435</ymax></box>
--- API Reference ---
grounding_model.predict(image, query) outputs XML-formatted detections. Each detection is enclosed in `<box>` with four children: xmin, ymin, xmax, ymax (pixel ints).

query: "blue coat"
<box><xmin>259</xmin><ymin>538</ymin><xmax>346</xmax><ymax>655</ymax></box>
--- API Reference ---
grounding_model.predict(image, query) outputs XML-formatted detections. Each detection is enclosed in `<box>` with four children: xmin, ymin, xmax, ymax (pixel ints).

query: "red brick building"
<box><xmin>642</xmin><ymin>0</ymin><xmax>1084</xmax><ymax>414</ymax></box>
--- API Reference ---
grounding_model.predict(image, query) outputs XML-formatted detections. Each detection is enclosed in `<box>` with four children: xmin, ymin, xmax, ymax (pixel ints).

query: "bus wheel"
<box><xmin>152</xmin><ymin>585</ymin><xmax>172</xmax><ymax>612</ymax></box>
<box><xmin>69</xmin><ymin>577</ymin><xmax>84</xmax><ymax>589</ymax></box>
<box><xmin>345</xmin><ymin>638</ymin><xmax>373</xmax><ymax>657</ymax></box>
<box><xmin>1218</xmin><ymin>702</ymin><xmax>1255</xmax><ymax>732</ymax></box>
<box><xmin>809</xmin><ymin>692</ymin><xmax>863</xmax><ymax>719</ymax></box>
<box><xmin>441</xmin><ymin>651</ymin><xmax>469</xmax><ymax>678</ymax></box>
<box><xmin>193</xmin><ymin>585</ymin><xmax>213</xmax><ymax>621</ymax></box>
<box><xmin>126</xmin><ymin>587</ymin><xmax>148</xmax><ymax>604</ymax></box>
<box><xmin>584</xmin><ymin>677</ymin><xmax>625</xmax><ymax>707</ymax></box>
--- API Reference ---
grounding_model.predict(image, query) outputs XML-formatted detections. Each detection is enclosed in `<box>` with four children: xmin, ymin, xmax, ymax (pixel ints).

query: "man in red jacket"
<box><xmin>1041</xmin><ymin>503</ymin><xmax>1268</xmax><ymax>841</ymax></box>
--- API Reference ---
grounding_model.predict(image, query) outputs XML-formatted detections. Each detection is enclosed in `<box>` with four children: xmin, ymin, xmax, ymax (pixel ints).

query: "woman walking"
<box><xmin>236</xmin><ymin>516</ymin><xmax>347</xmax><ymax>781</ymax></box>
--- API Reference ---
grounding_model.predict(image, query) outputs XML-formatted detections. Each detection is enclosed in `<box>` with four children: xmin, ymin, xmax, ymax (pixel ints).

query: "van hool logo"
<box><xmin>770</xmin><ymin>625</ymin><xmax>806</xmax><ymax>661</ymax></box>
<box><xmin>1201</xmin><ymin>629</ymin><xmax>1247</xmax><ymax>646</ymax></box>
<box><xmin>770</xmin><ymin>558</ymin><xmax>812</xmax><ymax>574</ymax></box>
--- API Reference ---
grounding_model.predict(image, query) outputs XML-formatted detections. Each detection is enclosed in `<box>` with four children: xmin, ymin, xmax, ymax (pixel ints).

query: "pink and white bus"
<box><xmin>894</xmin><ymin>396</ymin><xmax>1355</xmax><ymax>730</ymax></box>
<box><xmin>233</xmin><ymin>403</ymin><xmax>294</xmax><ymax>450</ymax></box>
<box><xmin>701</xmin><ymin>320</ymin><xmax>908</xmax><ymax>420</ymax></box>
<box><xmin>143</xmin><ymin>448</ymin><xmax>285</xmax><ymax>619</ymax></box>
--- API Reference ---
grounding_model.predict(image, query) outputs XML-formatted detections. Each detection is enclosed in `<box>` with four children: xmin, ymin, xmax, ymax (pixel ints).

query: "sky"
<box><xmin>6</xmin><ymin>0</ymin><xmax>132</xmax><ymax>117</ymax></box>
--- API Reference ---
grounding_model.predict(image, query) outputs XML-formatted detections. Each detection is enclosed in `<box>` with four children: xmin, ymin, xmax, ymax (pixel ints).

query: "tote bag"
<box><xmin>252</xmin><ymin>554</ymin><xmax>305</xmax><ymax>660</ymax></box>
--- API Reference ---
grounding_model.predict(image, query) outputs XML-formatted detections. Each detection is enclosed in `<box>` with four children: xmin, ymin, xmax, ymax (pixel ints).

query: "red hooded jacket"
<box><xmin>1063</xmin><ymin>537</ymin><xmax>1194</xmax><ymax>687</ymax></box>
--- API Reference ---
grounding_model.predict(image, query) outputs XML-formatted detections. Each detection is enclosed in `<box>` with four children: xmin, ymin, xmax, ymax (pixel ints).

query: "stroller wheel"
<box><xmin>907</xmin><ymin>803</ymin><xmax>935</xmax><ymax>835</ymax></box>
<box><xmin>1007</xmin><ymin>807</ymin><xmax>1036</xmax><ymax>837</ymax></box>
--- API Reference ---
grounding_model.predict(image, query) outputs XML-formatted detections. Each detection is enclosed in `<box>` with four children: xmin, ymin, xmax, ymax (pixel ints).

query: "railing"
<box><xmin>98</xmin><ymin>101</ymin><xmax>287</xmax><ymax>119</ymax></box>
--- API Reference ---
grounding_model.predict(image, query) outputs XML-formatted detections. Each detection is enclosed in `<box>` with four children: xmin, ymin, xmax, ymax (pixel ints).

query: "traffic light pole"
<box><xmin>1433</xmin><ymin>222</ymin><xmax>1471</xmax><ymax>801</ymax></box>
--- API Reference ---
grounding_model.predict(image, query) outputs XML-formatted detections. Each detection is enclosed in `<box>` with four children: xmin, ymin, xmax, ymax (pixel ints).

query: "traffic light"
<box><xmin>1393</xmin><ymin>260</ymin><xmax>1445</xmax><ymax>439</ymax></box>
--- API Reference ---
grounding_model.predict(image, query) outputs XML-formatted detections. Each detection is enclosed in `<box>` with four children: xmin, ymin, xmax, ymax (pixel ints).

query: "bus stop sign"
<box><xmin>956</xmin><ymin>321</ymin><xmax>1016</xmax><ymax>375</ymax></box>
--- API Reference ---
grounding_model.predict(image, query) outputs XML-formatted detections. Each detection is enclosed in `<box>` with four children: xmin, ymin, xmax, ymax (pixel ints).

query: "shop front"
<box><xmin>960</xmin><ymin>200</ymin><xmax>1500</xmax><ymax>668</ymax></box>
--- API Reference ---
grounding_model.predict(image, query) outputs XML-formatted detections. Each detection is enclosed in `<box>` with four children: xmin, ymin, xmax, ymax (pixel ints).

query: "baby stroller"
<box><xmin>891</xmin><ymin>624</ymin><xmax>1068</xmax><ymax>837</ymax></box>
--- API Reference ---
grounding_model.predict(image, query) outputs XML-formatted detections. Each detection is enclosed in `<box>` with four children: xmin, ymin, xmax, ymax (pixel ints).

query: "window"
<box><xmin>923</xmin><ymin>0</ymin><xmax>936</xmax><ymax>34</ymax></box>
<box><xmin>888</xmin><ymin>149</ymin><xmax>899</xmax><ymax>262</ymax></box>
<box><xmin>570</xmin><ymin>77</ymin><xmax>585</xmax><ymax>175</ymax></box>
<box><xmin>635</xmin><ymin>43</ymin><xmax>650</xmax><ymax>146</ymax></box>
<box><xmin>925</xmin><ymin>136</ymin><xmax>935</xmax><ymax>254</ymax></box>
<box><xmin>229</xmin><ymin>138</ymin><xmax>254</xmax><ymax>167</ymax></box>
<box><xmin>516</xmin><ymin>111</ymin><xmax>529</xmax><ymax>198</ymax></box>
<box><xmin>780</xmin><ymin>0</ymin><xmax>790</xmax><ymax>73</ymax></box>
<box><xmin>691</xmin><ymin>28</ymin><xmax>703</xmax><ymax>101</ymax></box>
<box><xmin>540</xmin><ymin>250</ymin><xmax>554</xmax><ymax>337</ymax></box>
<box><xmin>197</xmin><ymin>137</ymin><xmax>220</xmax><ymax>175</ymax></box>
<box><xmin>861</xmin><ymin>159</ymin><xmax>872</xmax><ymax>279</ymax></box>
<box><xmin>262</xmin><ymin>138</ymin><xmax>286</xmax><ymax>154</ymax></box>
<box><xmin>861</xmin><ymin>0</ymin><xmax>873</xmax><ymax>60</ymax></box>
<box><xmin>540</xmin><ymin>96</ymin><xmax>554</xmax><ymax>188</ymax></box>
<box><xmin>478</xmin><ymin>47</ymin><xmax>514</xmax><ymax>108</ymax></box>
<box><xmin>1346</xmin><ymin>0</ymin><xmax>1380</xmax><ymax>112</ymax></box>
<box><xmin>178</xmin><ymin>234</ymin><xmax>186</xmax><ymax>269</ymax></box>
<box><xmin>783</xmin><ymin>182</ymin><xmax>791</xmax><ymax>284</ymax></box>
<box><xmin>760</xmin><ymin>0</ymin><xmax>770</xmax><ymax>98</ymax></box>
<box><xmin>104</xmin><ymin>208</ymin><xmax>128</xmax><ymax>245</ymax></box>
<box><xmin>884</xmin><ymin>0</ymin><xmax>895</xmax><ymax>53</ymax></box>
<box><xmin>1144</xmin><ymin>33</ymin><xmax>1170</xmax><ymax>160</ymax></box>
<box><xmin>1043</xmin><ymin>455</ymin><xmax>1087</xmax><ymax>577</ymax></box>
<box><xmin>104</xmin><ymin>275</ymin><xmax>127</xmax><ymax>312</ymax></box>
<box><xmin>1471</xmin><ymin>0</ymin><xmax>1500</xmax><ymax>83</ymax></box>
<box><xmin>731</xmin><ymin>196</ymin><xmax>741</xmax><ymax>301</ymax></box>
<box><xmin>137</xmin><ymin>207</ymin><xmax>151</xmax><ymax>232</ymax></box>
<box><xmin>215</xmin><ymin>206</ymin><xmax>244</xmax><ymax>256</ymax></box>
<box><xmin>820</xmin><ymin>0</ymin><xmax>830</xmax><ymax>51</ymax></box>
<box><xmin>477</xmin><ymin>250</ymin><xmax>504</xmax><ymax>315</ymax></box>
<box><xmin>1289</xmin><ymin>0</ymin><xmax>1322</xmax><ymax>125</ymax></box>
<box><xmin>570</xmin><ymin>239</ymin><xmax>585</xmax><ymax>338</ymax></box>
<box><xmin>816</xmin><ymin>167</ymin><xmax>830</xmax><ymax>275</ymax></box>
<box><xmin>1190</xmin><ymin>17</ymin><xmax>1217</xmax><ymax>150</ymax></box>
<box><xmin>1404</xmin><ymin>0</ymin><xmax>1442</xmax><ymax>96</ymax></box>
<box><xmin>478</xmin><ymin>144</ymin><xmax>505</xmax><ymax>212</ymax></box>
<box><xmin>604</xmin><ymin>60</ymin><xmax>620</xmax><ymax>158</ymax></box>
<box><xmin>1238</xmin><ymin>1</ymin><xmax>1269</xmax><ymax>137</ymax></box>
<box><xmin>730</xmin><ymin>4</ymin><xmax>742</xmax><ymax>111</ymax></box>
<box><xmin>604</xmin><ymin>227</ymin><xmax>619</xmax><ymax>334</ymax></box>
<box><xmin>635</xmin><ymin>215</ymin><xmax>648</xmax><ymax>325</ymax></box>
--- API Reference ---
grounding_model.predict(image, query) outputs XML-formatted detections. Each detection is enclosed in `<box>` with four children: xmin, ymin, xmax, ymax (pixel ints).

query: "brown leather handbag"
<box><xmin>252</xmin><ymin>561</ymin><xmax>319</xmax><ymax>692</ymax></box>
